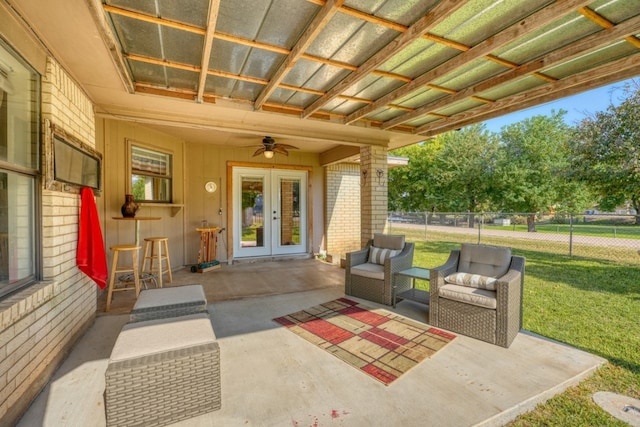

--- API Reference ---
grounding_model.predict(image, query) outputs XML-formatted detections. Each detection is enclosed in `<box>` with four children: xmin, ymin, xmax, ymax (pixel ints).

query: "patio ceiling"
<box><xmin>7</xmin><ymin>0</ymin><xmax>640</xmax><ymax>161</ymax></box>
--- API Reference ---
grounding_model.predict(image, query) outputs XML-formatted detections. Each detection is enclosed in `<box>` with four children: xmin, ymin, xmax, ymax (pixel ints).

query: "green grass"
<box><xmin>407</xmin><ymin>233</ymin><xmax>640</xmax><ymax>426</ymax></box>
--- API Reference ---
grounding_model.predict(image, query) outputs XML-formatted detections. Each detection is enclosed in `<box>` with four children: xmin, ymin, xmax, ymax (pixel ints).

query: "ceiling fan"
<box><xmin>252</xmin><ymin>136</ymin><xmax>298</xmax><ymax>158</ymax></box>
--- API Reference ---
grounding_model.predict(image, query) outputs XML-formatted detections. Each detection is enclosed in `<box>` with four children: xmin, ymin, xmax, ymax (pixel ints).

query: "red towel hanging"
<box><xmin>77</xmin><ymin>187</ymin><xmax>108</xmax><ymax>289</ymax></box>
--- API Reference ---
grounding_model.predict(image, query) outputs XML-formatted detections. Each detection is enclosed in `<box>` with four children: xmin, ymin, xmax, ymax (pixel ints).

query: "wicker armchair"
<box><xmin>345</xmin><ymin>234</ymin><xmax>414</xmax><ymax>306</ymax></box>
<box><xmin>429</xmin><ymin>243</ymin><xmax>525</xmax><ymax>348</ymax></box>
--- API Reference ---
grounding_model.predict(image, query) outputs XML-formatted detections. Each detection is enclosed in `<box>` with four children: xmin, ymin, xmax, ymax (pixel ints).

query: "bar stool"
<box><xmin>106</xmin><ymin>244</ymin><xmax>141</xmax><ymax>312</ymax></box>
<box><xmin>141</xmin><ymin>237</ymin><xmax>172</xmax><ymax>288</ymax></box>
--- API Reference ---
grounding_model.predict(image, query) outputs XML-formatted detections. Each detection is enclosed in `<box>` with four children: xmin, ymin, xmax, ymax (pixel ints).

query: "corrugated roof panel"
<box><xmin>393</xmin><ymin>87</ymin><xmax>446</xmax><ymax>110</ymax></box>
<box><xmin>542</xmin><ymin>41</ymin><xmax>640</xmax><ymax>80</ymax></box>
<box><xmin>216</xmin><ymin>1</ymin><xmax>270</xmax><ymax>40</ymax></box>
<box><xmin>156</xmin><ymin>0</ymin><xmax>208</xmax><ymax>28</ymax></box>
<box><xmin>431</xmin><ymin>0</ymin><xmax>552</xmax><ymax>46</ymax></box>
<box><xmin>366</xmin><ymin>106</ymin><xmax>402</xmax><ymax>122</ymax></box>
<box><xmin>265</xmin><ymin>87</ymin><xmax>296</xmax><ymax>105</ymax></box>
<box><xmin>105</xmin><ymin>0</ymin><xmax>208</xmax><ymax>27</ymax></box>
<box><xmin>435</xmin><ymin>98</ymin><xmax>488</xmax><ymax>117</ymax></box>
<box><xmin>380</xmin><ymin>38</ymin><xmax>458</xmax><ymax>79</ymax></box>
<box><xmin>285</xmin><ymin>91</ymin><xmax>321</xmax><ymax>108</ymax></box>
<box><xmin>254</xmin><ymin>0</ymin><xmax>320</xmax><ymax>48</ymax></box>
<box><xmin>160</xmin><ymin>26</ymin><xmax>203</xmax><ymax>67</ymax></box>
<box><xmin>208</xmin><ymin>39</ymin><xmax>250</xmax><ymax>75</ymax></box>
<box><xmin>404</xmin><ymin>114</ymin><xmax>441</xmax><ymax>128</ymax></box>
<box><xmin>324</xmin><ymin>99</ymin><xmax>362</xmax><ymax>115</ymax></box>
<box><xmin>478</xmin><ymin>75</ymin><xmax>547</xmax><ymax>101</ymax></box>
<box><xmin>305</xmin><ymin>12</ymin><xmax>364</xmax><ymax>62</ymax></box>
<box><xmin>204</xmin><ymin>75</ymin><xmax>235</xmax><ymax>98</ymax></box>
<box><xmin>165</xmin><ymin>67</ymin><xmax>199</xmax><ymax>90</ymax></box>
<box><xmin>333</xmin><ymin>22</ymin><xmax>400</xmax><ymax>65</ymax></box>
<box><xmin>104</xmin><ymin>0</ymin><xmax>157</xmax><ymax>18</ymax></box>
<box><xmin>282</xmin><ymin>58</ymin><xmax>324</xmax><ymax>88</ymax></box>
<box><xmin>342</xmin><ymin>75</ymin><xmax>406</xmax><ymax>101</ymax></box>
<box><xmin>591</xmin><ymin>0</ymin><xmax>640</xmax><ymax>22</ymax></box>
<box><xmin>109</xmin><ymin>15</ymin><xmax>163</xmax><ymax>58</ymax></box>
<box><xmin>494</xmin><ymin>13</ymin><xmax>601</xmax><ymax>66</ymax></box>
<box><xmin>229</xmin><ymin>80</ymin><xmax>265</xmax><ymax>101</ymax></box>
<box><xmin>344</xmin><ymin>0</ymin><xmax>436</xmax><ymax>27</ymax></box>
<box><xmin>300</xmin><ymin>64</ymin><xmax>352</xmax><ymax>94</ymax></box>
<box><xmin>128</xmin><ymin>61</ymin><xmax>168</xmax><ymax>86</ymax></box>
<box><xmin>239</xmin><ymin>49</ymin><xmax>287</xmax><ymax>81</ymax></box>
<box><xmin>431</xmin><ymin>58</ymin><xmax>506</xmax><ymax>92</ymax></box>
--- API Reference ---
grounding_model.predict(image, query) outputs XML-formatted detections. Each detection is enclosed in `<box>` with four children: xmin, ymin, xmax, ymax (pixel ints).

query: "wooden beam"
<box><xmin>301</xmin><ymin>0</ymin><xmax>468</xmax><ymax>119</ymax></box>
<box><xmin>103</xmin><ymin>4</ymin><xmax>206</xmax><ymax>35</ymax></box>
<box><xmin>417</xmin><ymin>52</ymin><xmax>640</xmax><ymax>136</ymax></box>
<box><xmin>319</xmin><ymin>145</ymin><xmax>361</xmax><ymax>166</ymax></box>
<box><xmin>345</xmin><ymin>0</ymin><xmax>593</xmax><ymax>125</ymax></box>
<box><xmin>253</xmin><ymin>0</ymin><xmax>345</xmax><ymax>110</ymax></box>
<box><xmin>196</xmin><ymin>0</ymin><xmax>220</xmax><ymax>103</ymax></box>
<box><xmin>381</xmin><ymin>12</ymin><xmax>640</xmax><ymax>130</ymax></box>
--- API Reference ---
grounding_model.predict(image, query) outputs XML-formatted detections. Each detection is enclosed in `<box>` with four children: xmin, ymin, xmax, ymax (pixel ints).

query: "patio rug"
<box><xmin>273</xmin><ymin>297</ymin><xmax>456</xmax><ymax>385</ymax></box>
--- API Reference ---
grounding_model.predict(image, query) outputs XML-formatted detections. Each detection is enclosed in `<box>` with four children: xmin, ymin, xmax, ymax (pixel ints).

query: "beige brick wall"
<box><xmin>359</xmin><ymin>146</ymin><xmax>388</xmax><ymax>247</ymax></box>
<box><xmin>325</xmin><ymin>163</ymin><xmax>361</xmax><ymax>263</ymax></box>
<box><xmin>0</xmin><ymin>57</ymin><xmax>97</xmax><ymax>425</ymax></box>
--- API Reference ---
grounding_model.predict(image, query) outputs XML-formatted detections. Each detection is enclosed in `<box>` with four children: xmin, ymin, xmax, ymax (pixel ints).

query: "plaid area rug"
<box><xmin>273</xmin><ymin>298</ymin><xmax>456</xmax><ymax>385</ymax></box>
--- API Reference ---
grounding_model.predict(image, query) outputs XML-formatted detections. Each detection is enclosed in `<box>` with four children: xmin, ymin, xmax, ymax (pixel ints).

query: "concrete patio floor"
<box><xmin>18</xmin><ymin>259</ymin><xmax>605</xmax><ymax>426</ymax></box>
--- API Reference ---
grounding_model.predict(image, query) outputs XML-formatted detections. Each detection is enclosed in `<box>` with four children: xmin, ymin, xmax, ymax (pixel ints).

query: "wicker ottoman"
<box><xmin>129</xmin><ymin>284</ymin><xmax>208</xmax><ymax>322</ymax></box>
<box><xmin>105</xmin><ymin>313</ymin><xmax>221</xmax><ymax>427</ymax></box>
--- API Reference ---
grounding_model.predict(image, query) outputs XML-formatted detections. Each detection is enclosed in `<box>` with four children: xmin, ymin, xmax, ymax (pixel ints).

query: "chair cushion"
<box><xmin>373</xmin><ymin>233</ymin><xmax>405</xmax><ymax>250</ymax></box>
<box><xmin>445</xmin><ymin>272</ymin><xmax>497</xmax><ymax>290</ymax></box>
<box><xmin>438</xmin><ymin>284</ymin><xmax>497</xmax><ymax>309</ymax></box>
<box><xmin>110</xmin><ymin>313</ymin><xmax>216</xmax><ymax>362</ymax></box>
<box><xmin>368</xmin><ymin>246</ymin><xmax>399</xmax><ymax>265</ymax></box>
<box><xmin>458</xmin><ymin>243</ymin><xmax>511</xmax><ymax>278</ymax></box>
<box><xmin>350</xmin><ymin>263</ymin><xmax>385</xmax><ymax>280</ymax></box>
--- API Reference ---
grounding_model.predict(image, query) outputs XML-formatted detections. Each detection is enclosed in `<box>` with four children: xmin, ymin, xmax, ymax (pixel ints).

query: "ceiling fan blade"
<box><xmin>252</xmin><ymin>147</ymin><xmax>266</xmax><ymax>156</ymax></box>
<box><xmin>272</xmin><ymin>146</ymin><xmax>289</xmax><ymax>156</ymax></box>
<box><xmin>275</xmin><ymin>143</ymin><xmax>298</xmax><ymax>150</ymax></box>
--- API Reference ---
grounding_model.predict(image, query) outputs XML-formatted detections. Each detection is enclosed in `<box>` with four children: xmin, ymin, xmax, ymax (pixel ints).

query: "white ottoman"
<box><xmin>105</xmin><ymin>313</ymin><xmax>221</xmax><ymax>427</ymax></box>
<box><xmin>129</xmin><ymin>284</ymin><xmax>208</xmax><ymax>322</ymax></box>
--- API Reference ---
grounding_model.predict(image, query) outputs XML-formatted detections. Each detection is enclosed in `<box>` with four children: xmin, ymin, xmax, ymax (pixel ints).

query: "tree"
<box><xmin>570</xmin><ymin>81</ymin><xmax>640</xmax><ymax>224</ymax></box>
<box><xmin>493</xmin><ymin>111</ymin><xmax>574</xmax><ymax>231</ymax></box>
<box><xmin>388</xmin><ymin>139</ymin><xmax>443</xmax><ymax>212</ymax></box>
<box><xmin>431</xmin><ymin>124</ymin><xmax>499</xmax><ymax>225</ymax></box>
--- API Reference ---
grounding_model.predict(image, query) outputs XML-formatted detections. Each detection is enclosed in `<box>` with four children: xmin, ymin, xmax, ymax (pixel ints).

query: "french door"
<box><xmin>232</xmin><ymin>167</ymin><xmax>307</xmax><ymax>258</ymax></box>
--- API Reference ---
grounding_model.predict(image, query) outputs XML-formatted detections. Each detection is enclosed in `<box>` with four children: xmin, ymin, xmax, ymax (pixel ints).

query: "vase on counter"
<box><xmin>121</xmin><ymin>194</ymin><xmax>139</xmax><ymax>218</ymax></box>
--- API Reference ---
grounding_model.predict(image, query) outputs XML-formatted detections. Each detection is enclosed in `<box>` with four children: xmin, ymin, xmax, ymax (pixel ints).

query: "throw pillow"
<box><xmin>445</xmin><ymin>272</ymin><xmax>497</xmax><ymax>290</ymax></box>
<box><xmin>368</xmin><ymin>246</ymin><xmax>399</xmax><ymax>265</ymax></box>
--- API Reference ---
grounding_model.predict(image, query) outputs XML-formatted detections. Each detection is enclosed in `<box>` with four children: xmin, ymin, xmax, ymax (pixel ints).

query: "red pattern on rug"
<box><xmin>273</xmin><ymin>298</ymin><xmax>456</xmax><ymax>385</ymax></box>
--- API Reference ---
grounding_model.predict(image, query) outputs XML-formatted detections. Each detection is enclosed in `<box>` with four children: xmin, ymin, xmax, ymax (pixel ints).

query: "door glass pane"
<box><xmin>240</xmin><ymin>176</ymin><xmax>264</xmax><ymax>248</ymax></box>
<box><xmin>279</xmin><ymin>178</ymin><xmax>300</xmax><ymax>246</ymax></box>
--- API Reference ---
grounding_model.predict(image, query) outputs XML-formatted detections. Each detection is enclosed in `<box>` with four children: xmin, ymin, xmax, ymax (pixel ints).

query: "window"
<box><xmin>128</xmin><ymin>142</ymin><xmax>172</xmax><ymax>203</ymax></box>
<box><xmin>0</xmin><ymin>39</ymin><xmax>40</xmax><ymax>297</ymax></box>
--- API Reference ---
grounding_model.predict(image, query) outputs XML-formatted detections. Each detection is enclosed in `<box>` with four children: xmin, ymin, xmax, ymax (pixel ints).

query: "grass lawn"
<box><xmin>407</xmin><ymin>232</ymin><xmax>639</xmax><ymax>426</ymax></box>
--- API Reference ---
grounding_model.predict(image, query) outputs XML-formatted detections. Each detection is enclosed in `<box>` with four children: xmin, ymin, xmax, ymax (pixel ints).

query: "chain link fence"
<box><xmin>387</xmin><ymin>211</ymin><xmax>640</xmax><ymax>263</ymax></box>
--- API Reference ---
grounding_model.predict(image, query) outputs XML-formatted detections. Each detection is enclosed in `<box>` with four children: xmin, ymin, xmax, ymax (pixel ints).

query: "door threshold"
<box><xmin>231</xmin><ymin>253</ymin><xmax>312</xmax><ymax>265</ymax></box>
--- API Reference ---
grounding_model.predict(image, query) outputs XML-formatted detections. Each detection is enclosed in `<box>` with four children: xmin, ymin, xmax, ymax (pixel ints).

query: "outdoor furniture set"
<box><xmin>104</xmin><ymin>284</ymin><xmax>221</xmax><ymax>426</ymax></box>
<box><xmin>345</xmin><ymin>235</ymin><xmax>525</xmax><ymax>348</ymax></box>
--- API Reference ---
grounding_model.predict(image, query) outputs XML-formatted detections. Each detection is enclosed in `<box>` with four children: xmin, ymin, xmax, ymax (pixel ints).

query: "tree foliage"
<box><xmin>570</xmin><ymin>81</ymin><xmax>640</xmax><ymax>223</ymax></box>
<box><xmin>388</xmin><ymin>140</ymin><xmax>442</xmax><ymax>212</ymax></box>
<box><xmin>431</xmin><ymin>124</ymin><xmax>498</xmax><ymax>213</ymax></box>
<box><xmin>492</xmin><ymin>111</ymin><xmax>577</xmax><ymax>231</ymax></box>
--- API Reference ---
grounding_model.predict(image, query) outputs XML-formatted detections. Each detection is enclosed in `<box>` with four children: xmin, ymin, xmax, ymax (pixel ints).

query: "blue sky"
<box><xmin>482</xmin><ymin>78</ymin><xmax>636</xmax><ymax>133</ymax></box>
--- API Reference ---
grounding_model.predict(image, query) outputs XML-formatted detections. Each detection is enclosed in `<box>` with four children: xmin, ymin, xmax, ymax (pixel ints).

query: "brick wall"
<box><xmin>359</xmin><ymin>146</ymin><xmax>388</xmax><ymax>247</ymax></box>
<box><xmin>0</xmin><ymin>57</ymin><xmax>97</xmax><ymax>426</ymax></box>
<box><xmin>325</xmin><ymin>163</ymin><xmax>361</xmax><ymax>263</ymax></box>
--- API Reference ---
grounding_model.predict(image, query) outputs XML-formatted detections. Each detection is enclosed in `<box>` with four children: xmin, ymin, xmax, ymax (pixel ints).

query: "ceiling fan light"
<box><xmin>263</xmin><ymin>150</ymin><xmax>274</xmax><ymax>159</ymax></box>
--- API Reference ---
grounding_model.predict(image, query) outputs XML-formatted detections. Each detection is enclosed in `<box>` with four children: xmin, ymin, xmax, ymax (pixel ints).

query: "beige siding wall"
<box><xmin>96</xmin><ymin>119</ymin><xmax>188</xmax><ymax>269</ymax></box>
<box><xmin>325</xmin><ymin>163</ymin><xmax>361</xmax><ymax>263</ymax></box>
<box><xmin>184</xmin><ymin>142</ymin><xmax>324</xmax><ymax>263</ymax></box>
<box><xmin>0</xmin><ymin>47</ymin><xmax>97</xmax><ymax>425</ymax></box>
